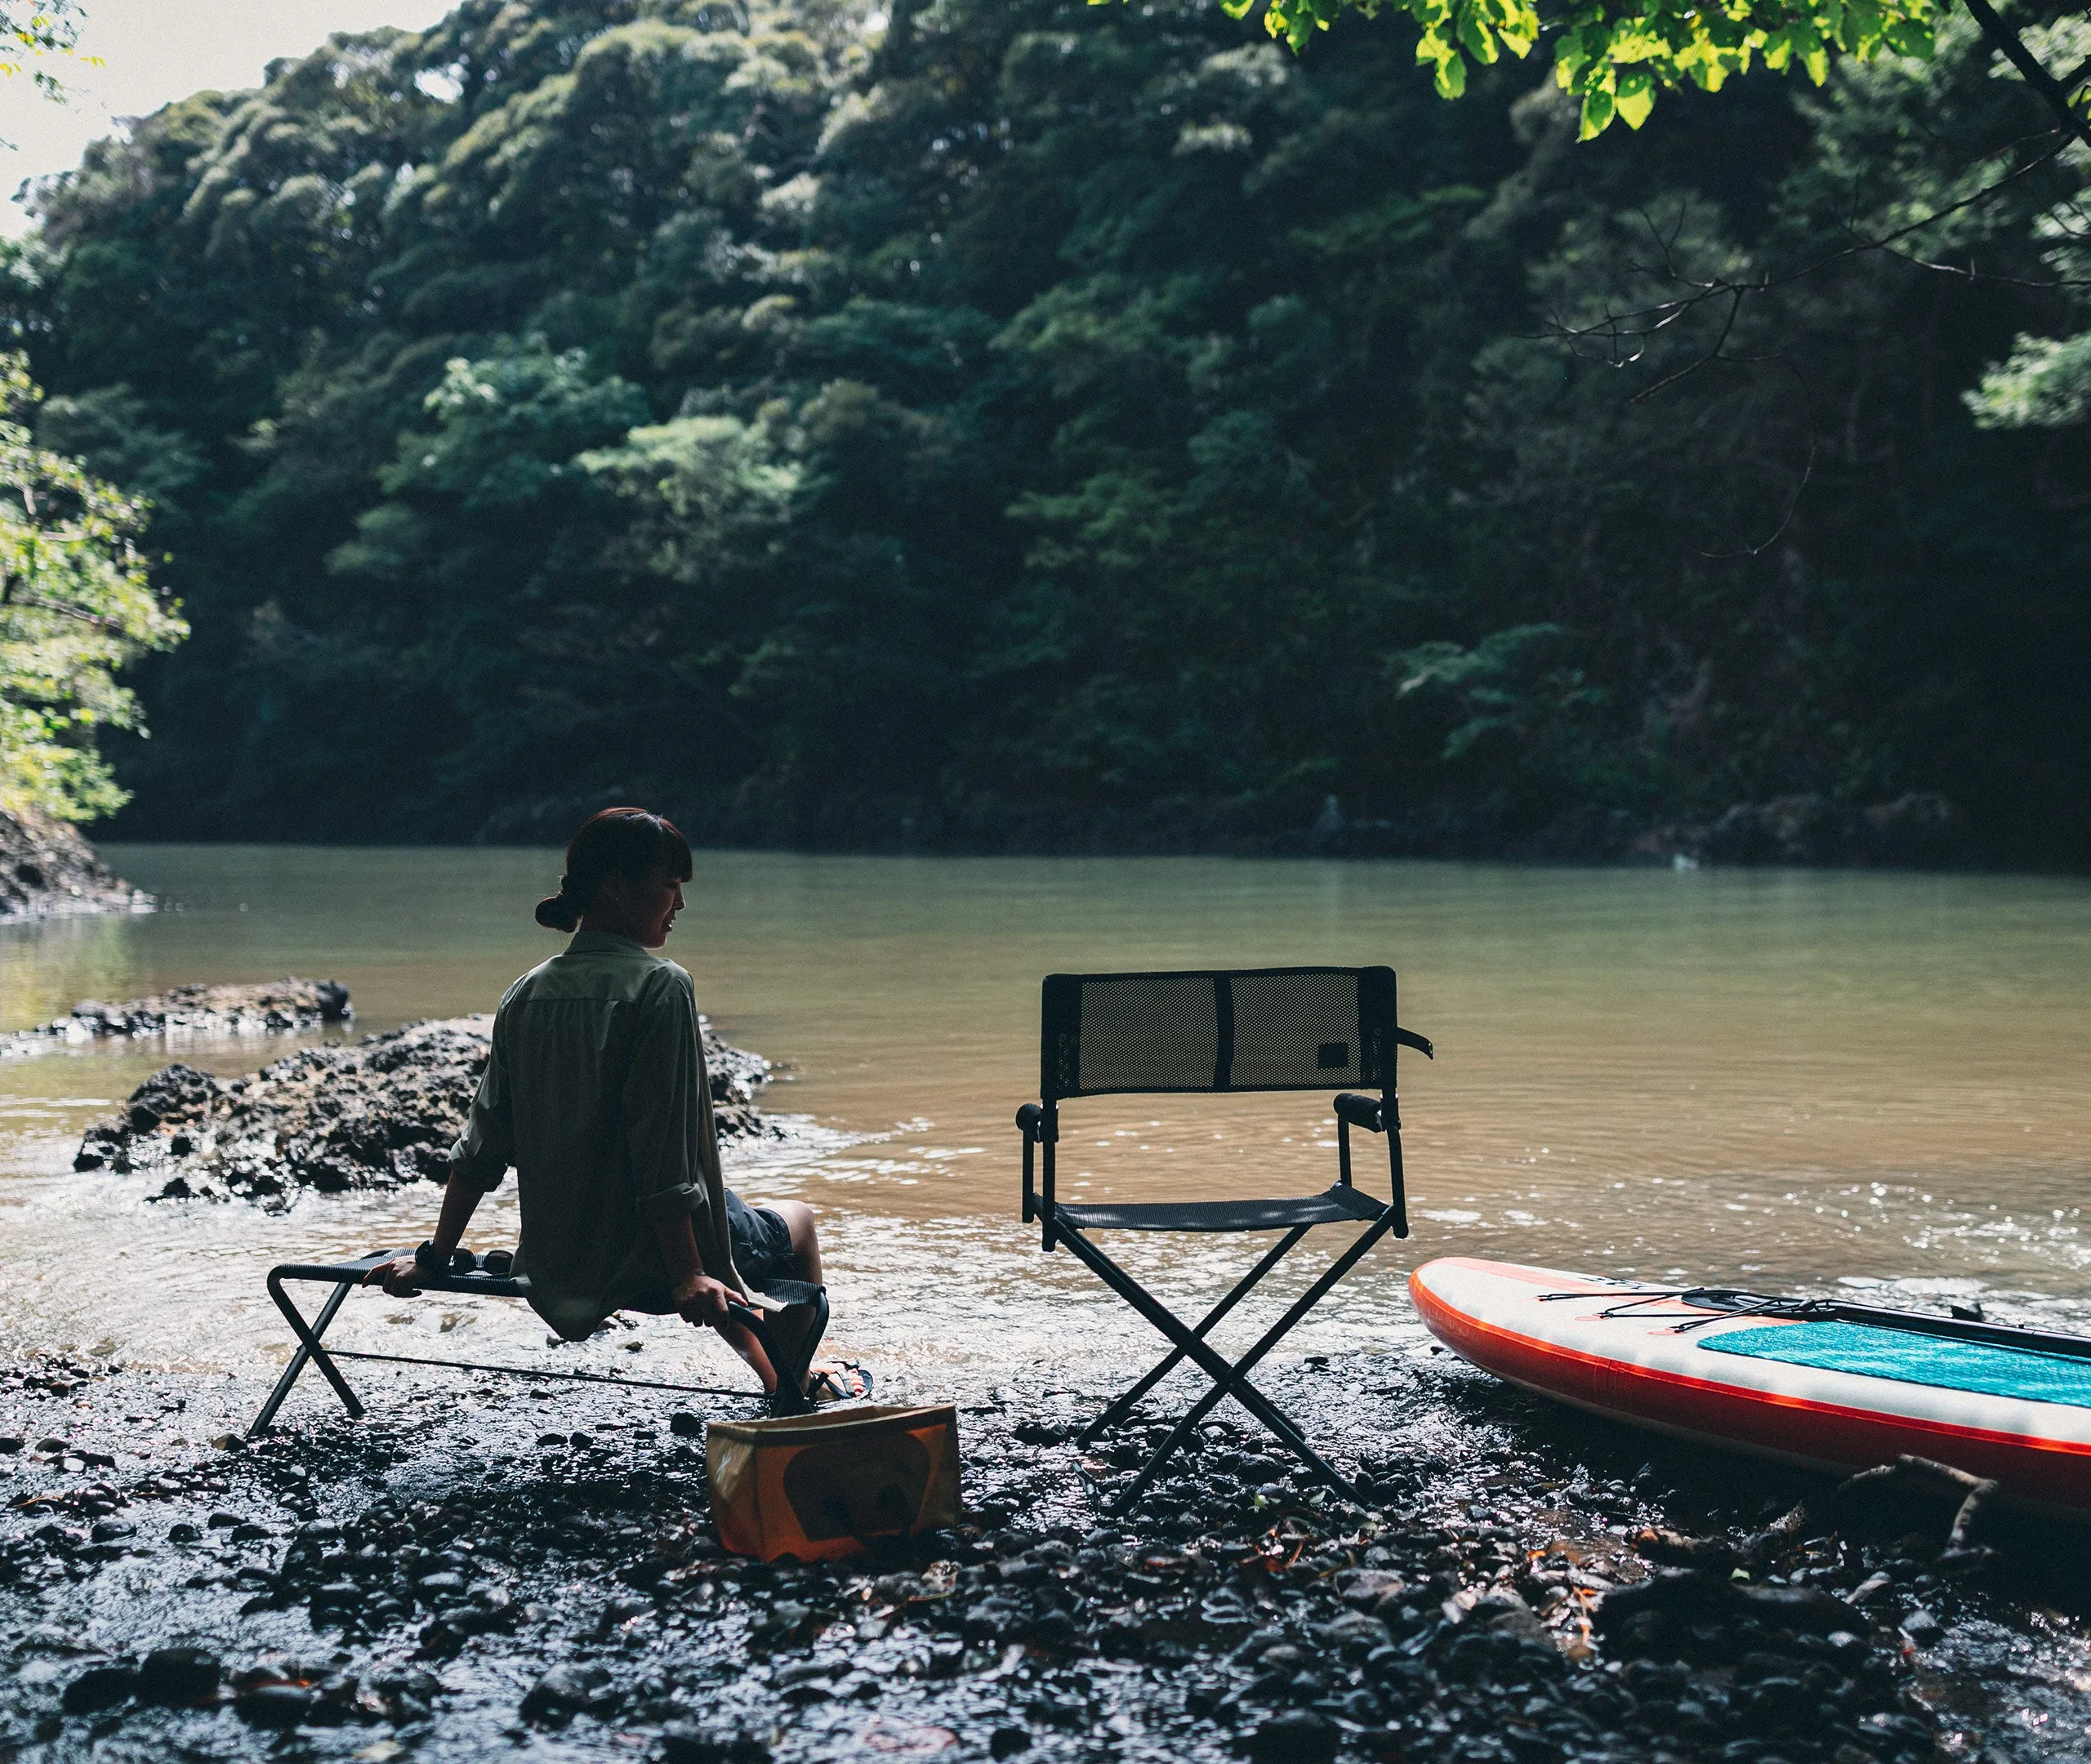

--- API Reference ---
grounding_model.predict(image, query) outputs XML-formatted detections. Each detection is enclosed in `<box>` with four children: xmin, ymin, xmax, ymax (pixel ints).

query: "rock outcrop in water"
<box><xmin>2</xmin><ymin>978</ymin><xmax>351</xmax><ymax>1059</ymax></box>
<box><xmin>72</xmin><ymin>1015</ymin><xmax>777</xmax><ymax>1205</ymax></box>
<box><xmin>0</xmin><ymin>807</ymin><xmax>153</xmax><ymax>920</ymax></box>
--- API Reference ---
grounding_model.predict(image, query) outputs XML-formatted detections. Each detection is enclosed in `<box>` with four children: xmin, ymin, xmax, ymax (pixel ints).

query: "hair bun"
<box><xmin>534</xmin><ymin>891</ymin><xmax>582</xmax><ymax>933</ymax></box>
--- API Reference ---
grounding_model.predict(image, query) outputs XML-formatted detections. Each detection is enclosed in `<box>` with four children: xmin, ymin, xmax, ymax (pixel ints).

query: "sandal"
<box><xmin>804</xmin><ymin>1361</ymin><xmax>874</xmax><ymax>1405</ymax></box>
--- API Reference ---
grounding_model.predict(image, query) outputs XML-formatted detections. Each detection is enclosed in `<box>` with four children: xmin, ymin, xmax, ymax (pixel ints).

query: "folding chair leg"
<box><xmin>250</xmin><ymin>1272</ymin><xmax>364</xmax><ymax>1437</ymax></box>
<box><xmin>1115</xmin><ymin>1350</ymin><xmax>1351</xmax><ymax>1512</ymax></box>
<box><xmin>1078</xmin><ymin>1225</ymin><xmax>1309</xmax><ymax>1446</ymax></box>
<box><xmin>730</xmin><ymin>1302</ymin><xmax>817</xmax><ymax>1418</ymax></box>
<box><xmin>1109</xmin><ymin>1212</ymin><xmax>1400</xmax><ymax>1511</ymax></box>
<box><xmin>1053</xmin><ymin>1222</ymin><xmax>1362</xmax><ymax>1507</ymax></box>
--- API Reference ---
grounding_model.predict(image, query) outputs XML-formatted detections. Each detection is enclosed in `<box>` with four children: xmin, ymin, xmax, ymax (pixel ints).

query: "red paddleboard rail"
<box><xmin>1410</xmin><ymin>1268</ymin><xmax>2091</xmax><ymax>1512</ymax></box>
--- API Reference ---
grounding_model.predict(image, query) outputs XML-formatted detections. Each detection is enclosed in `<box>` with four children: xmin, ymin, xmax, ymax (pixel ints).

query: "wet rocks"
<box><xmin>1248</xmin><ymin>1708</ymin><xmax>1340</xmax><ymax>1762</ymax></box>
<box><xmin>0</xmin><ymin>1348</ymin><xmax>2058</xmax><ymax>1764</ymax></box>
<box><xmin>4</xmin><ymin>978</ymin><xmax>351</xmax><ymax>1059</ymax></box>
<box><xmin>1596</xmin><ymin>1566</ymin><xmax>1866</xmax><ymax>1655</ymax></box>
<box><xmin>234</xmin><ymin>1680</ymin><xmax>314</xmax><ymax>1726</ymax></box>
<box><xmin>137</xmin><ymin>1645</ymin><xmax>221</xmax><ymax>1704</ymax></box>
<box><xmin>660</xmin><ymin>1722</ymin><xmax>773</xmax><ymax>1764</ymax></box>
<box><xmin>1286</xmin><ymin>791</ymin><xmax>1971</xmax><ymax>868</ymax></box>
<box><xmin>1700</xmin><ymin>792</ymin><xmax>1968</xmax><ymax>868</ymax></box>
<box><xmin>521</xmin><ymin>1661</ymin><xmax>617</xmax><ymax>1723</ymax></box>
<box><xmin>60</xmin><ymin>1662</ymin><xmax>140</xmax><ymax>1713</ymax></box>
<box><xmin>71</xmin><ymin>1013</ymin><xmax>778</xmax><ymax>1203</ymax></box>
<box><xmin>0</xmin><ymin>807</ymin><xmax>152</xmax><ymax>922</ymax></box>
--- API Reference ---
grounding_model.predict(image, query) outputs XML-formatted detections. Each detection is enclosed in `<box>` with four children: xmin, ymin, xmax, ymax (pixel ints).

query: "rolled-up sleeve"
<box><xmin>622</xmin><ymin>969</ymin><xmax>707</xmax><ymax>1223</ymax></box>
<box><xmin>449</xmin><ymin>1014</ymin><xmax>515</xmax><ymax>1193</ymax></box>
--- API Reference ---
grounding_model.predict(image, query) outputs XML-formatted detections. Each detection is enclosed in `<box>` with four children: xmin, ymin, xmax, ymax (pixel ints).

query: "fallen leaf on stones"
<box><xmin>862</xmin><ymin>1719</ymin><xmax>958</xmax><ymax>1753</ymax></box>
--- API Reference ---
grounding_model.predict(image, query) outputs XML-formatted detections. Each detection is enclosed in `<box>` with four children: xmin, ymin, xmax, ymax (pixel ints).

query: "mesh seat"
<box><xmin>1055</xmin><ymin>1185</ymin><xmax>1389</xmax><ymax>1233</ymax></box>
<box><xmin>1014</xmin><ymin>964</ymin><xmax>1431</xmax><ymax>1512</ymax></box>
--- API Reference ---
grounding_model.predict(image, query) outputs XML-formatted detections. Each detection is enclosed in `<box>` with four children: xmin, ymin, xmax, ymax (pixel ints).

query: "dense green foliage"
<box><xmin>0</xmin><ymin>352</ymin><xmax>184</xmax><ymax>819</ymax></box>
<box><xmin>5</xmin><ymin>0</ymin><xmax>2090</xmax><ymax>858</ymax></box>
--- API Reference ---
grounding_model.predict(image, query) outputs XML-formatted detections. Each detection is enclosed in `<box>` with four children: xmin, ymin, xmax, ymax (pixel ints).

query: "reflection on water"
<box><xmin>0</xmin><ymin>847</ymin><xmax>2086</xmax><ymax>1384</ymax></box>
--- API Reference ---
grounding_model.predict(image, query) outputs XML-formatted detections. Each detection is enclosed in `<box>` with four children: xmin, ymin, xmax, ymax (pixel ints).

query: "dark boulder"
<box><xmin>235</xmin><ymin>1682</ymin><xmax>316</xmax><ymax>1727</ymax></box>
<box><xmin>520</xmin><ymin>1662</ymin><xmax>616</xmax><ymax>1723</ymax></box>
<box><xmin>136</xmin><ymin>1646</ymin><xmax>221</xmax><ymax>1705</ymax></box>
<box><xmin>1596</xmin><ymin>1570</ymin><xmax>1866</xmax><ymax>1659</ymax></box>
<box><xmin>61</xmin><ymin>1663</ymin><xmax>139</xmax><ymax>1713</ymax></box>
<box><xmin>1248</xmin><ymin>1709</ymin><xmax>1340</xmax><ymax>1763</ymax></box>
<box><xmin>661</xmin><ymin>1723</ymin><xmax>774</xmax><ymax>1764</ymax></box>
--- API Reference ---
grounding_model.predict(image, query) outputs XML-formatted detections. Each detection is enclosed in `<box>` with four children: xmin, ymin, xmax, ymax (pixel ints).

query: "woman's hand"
<box><xmin>364</xmin><ymin>1254</ymin><xmax>425</xmax><ymax>1297</ymax></box>
<box><xmin>674</xmin><ymin>1272</ymin><xmax>735</xmax><ymax>1327</ymax></box>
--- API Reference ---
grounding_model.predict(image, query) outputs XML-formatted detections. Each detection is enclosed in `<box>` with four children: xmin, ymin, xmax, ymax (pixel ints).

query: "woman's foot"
<box><xmin>804</xmin><ymin>1361</ymin><xmax>873</xmax><ymax>1405</ymax></box>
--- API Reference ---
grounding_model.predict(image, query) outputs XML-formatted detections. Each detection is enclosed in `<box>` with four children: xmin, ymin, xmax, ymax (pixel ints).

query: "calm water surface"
<box><xmin>0</xmin><ymin>848</ymin><xmax>2085</xmax><ymax>1406</ymax></box>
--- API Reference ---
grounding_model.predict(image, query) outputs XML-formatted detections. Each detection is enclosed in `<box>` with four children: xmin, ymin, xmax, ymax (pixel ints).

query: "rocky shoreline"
<box><xmin>0</xmin><ymin>810</ymin><xmax>152</xmax><ymax>922</ymax></box>
<box><xmin>2</xmin><ymin>978</ymin><xmax>352</xmax><ymax>1060</ymax></box>
<box><xmin>1289</xmin><ymin>792</ymin><xmax>1971</xmax><ymax>870</ymax></box>
<box><xmin>601</xmin><ymin>786</ymin><xmax>1978</xmax><ymax>869</ymax></box>
<box><xmin>72</xmin><ymin>1015</ymin><xmax>778</xmax><ymax>1207</ymax></box>
<box><xmin>0</xmin><ymin>1342</ymin><xmax>2081</xmax><ymax>1763</ymax></box>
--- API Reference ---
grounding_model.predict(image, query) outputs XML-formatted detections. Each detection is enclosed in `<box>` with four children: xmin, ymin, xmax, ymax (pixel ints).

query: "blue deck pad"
<box><xmin>1699</xmin><ymin>1321</ymin><xmax>2091</xmax><ymax>1410</ymax></box>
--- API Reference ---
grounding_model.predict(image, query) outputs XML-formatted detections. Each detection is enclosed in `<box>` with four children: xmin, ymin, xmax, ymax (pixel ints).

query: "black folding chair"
<box><xmin>1014</xmin><ymin>966</ymin><xmax>1431</xmax><ymax>1512</ymax></box>
<box><xmin>247</xmin><ymin>1249</ymin><xmax>828</xmax><ymax>1437</ymax></box>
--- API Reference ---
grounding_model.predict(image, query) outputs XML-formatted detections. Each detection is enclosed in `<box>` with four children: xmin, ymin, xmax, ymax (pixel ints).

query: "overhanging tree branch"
<box><xmin>1952</xmin><ymin>0</ymin><xmax>2091</xmax><ymax>153</ymax></box>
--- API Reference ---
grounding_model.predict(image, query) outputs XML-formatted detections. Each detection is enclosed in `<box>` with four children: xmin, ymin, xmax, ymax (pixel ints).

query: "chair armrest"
<box><xmin>1334</xmin><ymin>1092</ymin><xmax>1384</xmax><ymax>1133</ymax></box>
<box><xmin>1396</xmin><ymin>1027</ymin><xmax>1433</xmax><ymax>1058</ymax></box>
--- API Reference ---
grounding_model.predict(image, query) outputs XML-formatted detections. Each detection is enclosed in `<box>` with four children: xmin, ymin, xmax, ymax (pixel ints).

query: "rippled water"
<box><xmin>0</xmin><ymin>848</ymin><xmax>2086</xmax><ymax>1407</ymax></box>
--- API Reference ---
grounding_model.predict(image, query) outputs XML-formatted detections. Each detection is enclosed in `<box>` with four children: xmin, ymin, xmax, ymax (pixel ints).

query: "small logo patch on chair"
<box><xmin>1317</xmin><ymin>1042</ymin><xmax>1349</xmax><ymax>1070</ymax></box>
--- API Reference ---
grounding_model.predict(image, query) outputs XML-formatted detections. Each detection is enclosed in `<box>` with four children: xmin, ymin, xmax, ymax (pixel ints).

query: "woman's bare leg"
<box><xmin>771</xmin><ymin>1200</ymin><xmax>823</xmax><ymax>1285</ymax></box>
<box><xmin>715</xmin><ymin>1320</ymin><xmax>778</xmax><ymax>1392</ymax></box>
<box><xmin>692</xmin><ymin>1200</ymin><xmax>823</xmax><ymax>1392</ymax></box>
<box><xmin>760</xmin><ymin>1200</ymin><xmax>824</xmax><ymax>1377</ymax></box>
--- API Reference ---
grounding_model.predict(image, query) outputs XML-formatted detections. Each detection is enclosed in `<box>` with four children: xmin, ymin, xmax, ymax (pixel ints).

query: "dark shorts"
<box><xmin>726</xmin><ymin>1190</ymin><xmax>797</xmax><ymax>1290</ymax></box>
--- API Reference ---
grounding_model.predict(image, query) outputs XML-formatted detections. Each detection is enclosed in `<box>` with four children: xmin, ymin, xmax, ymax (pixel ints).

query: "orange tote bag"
<box><xmin>706</xmin><ymin>1404</ymin><xmax>962</xmax><ymax>1563</ymax></box>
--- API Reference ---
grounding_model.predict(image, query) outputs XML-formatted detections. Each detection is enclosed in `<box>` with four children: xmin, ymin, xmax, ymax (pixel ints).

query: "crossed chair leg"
<box><xmin>1054</xmin><ymin>1214</ymin><xmax>1399</xmax><ymax>1514</ymax></box>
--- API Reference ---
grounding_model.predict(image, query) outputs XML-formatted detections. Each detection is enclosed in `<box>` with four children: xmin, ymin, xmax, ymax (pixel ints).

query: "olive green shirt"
<box><xmin>448</xmin><ymin>929</ymin><xmax>748</xmax><ymax>1339</ymax></box>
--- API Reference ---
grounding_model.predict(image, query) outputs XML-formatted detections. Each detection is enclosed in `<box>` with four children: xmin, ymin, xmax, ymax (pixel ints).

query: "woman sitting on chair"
<box><xmin>368</xmin><ymin>807</ymin><xmax>863</xmax><ymax>1405</ymax></box>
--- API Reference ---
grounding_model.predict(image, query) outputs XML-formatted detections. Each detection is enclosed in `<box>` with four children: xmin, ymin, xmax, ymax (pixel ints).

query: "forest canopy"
<box><xmin>4</xmin><ymin>0</ymin><xmax>2090</xmax><ymax>861</ymax></box>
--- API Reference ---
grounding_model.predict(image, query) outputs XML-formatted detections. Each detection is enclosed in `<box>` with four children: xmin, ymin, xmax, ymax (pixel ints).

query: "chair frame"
<box><xmin>1014</xmin><ymin>965</ymin><xmax>1430</xmax><ymax>1512</ymax></box>
<box><xmin>248</xmin><ymin>1250</ymin><xmax>825</xmax><ymax>1438</ymax></box>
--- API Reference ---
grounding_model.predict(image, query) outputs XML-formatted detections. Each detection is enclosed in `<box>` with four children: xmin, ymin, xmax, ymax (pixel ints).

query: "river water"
<box><xmin>0</xmin><ymin>848</ymin><xmax>2086</xmax><ymax>1410</ymax></box>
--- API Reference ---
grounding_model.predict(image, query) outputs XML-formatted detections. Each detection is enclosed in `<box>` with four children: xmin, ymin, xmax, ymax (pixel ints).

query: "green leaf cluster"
<box><xmin>0</xmin><ymin>353</ymin><xmax>185</xmax><ymax>820</ymax></box>
<box><xmin>1221</xmin><ymin>0</ymin><xmax>1937</xmax><ymax>135</ymax></box>
<box><xmin>0</xmin><ymin>2</ymin><xmax>88</xmax><ymax>105</ymax></box>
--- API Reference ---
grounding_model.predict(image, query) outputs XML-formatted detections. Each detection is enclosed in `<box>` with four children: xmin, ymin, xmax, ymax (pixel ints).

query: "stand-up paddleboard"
<box><xmin>1411</xmin><ymin>1256</ymin><xmax>2091</xmax><ymax>1515</ymax></box>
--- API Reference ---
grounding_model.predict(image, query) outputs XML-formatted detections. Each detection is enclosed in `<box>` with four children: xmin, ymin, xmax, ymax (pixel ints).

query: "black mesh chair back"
<box><xmin>1013</xmin><ymin>964</ymin><xmax>1431</xmax><ymax>1512</ymax></box>
<box><xmin>1044</xmin><ymin>965</ymin><xmax>1396</xmax><ymax>1099</ymax></box>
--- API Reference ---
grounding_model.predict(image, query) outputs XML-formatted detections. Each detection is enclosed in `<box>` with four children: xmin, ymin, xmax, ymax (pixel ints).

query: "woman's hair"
<box><xmin>535</xmin><ymin>807</ymin><xmax>693</xmax><ymax>932</ymax></box>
